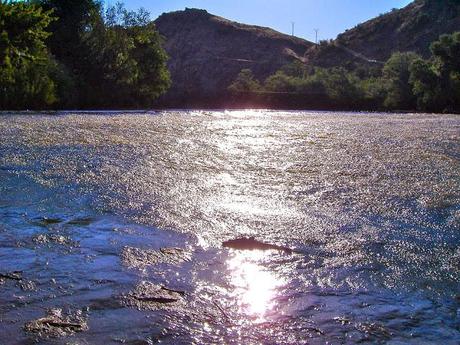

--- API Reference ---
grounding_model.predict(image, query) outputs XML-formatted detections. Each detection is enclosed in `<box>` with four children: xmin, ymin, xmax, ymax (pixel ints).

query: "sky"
<box><xmin>120</xmin><ymin>0</ymin><xmax>413</xmax><ymax>42</ymax></box>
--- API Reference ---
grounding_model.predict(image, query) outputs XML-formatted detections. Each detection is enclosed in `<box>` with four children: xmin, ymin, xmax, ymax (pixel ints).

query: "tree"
<box><xmin>33</xmin><ymin>0</ymin><xmax>170</xmax><ymax>108</ymax></box>
<box><xmin>228</xmin><ymin>69</ymin><xmax>261</xmax><ymax>92</ymax></box>
<box><xmin>313</xmin><ymin>67</ymin><xmax>362</xmax><ymax>103</ymax></box>
<box><xmin>409</xmin><ymin>58</ymin><xmax>443</xmax><ymax>111</ymax></box>
<box><xmin>430</xmin><ymin>32</ymin><xmax>460</xmax><ymax>110</ymax></box>
<box><xmin>38</xmin><ymin>0</ymin><xmax>101</xmax><ymax>69</ymax></box>
<box><xmin>0</xmin><ymin>1</ymin><xmax>58</xmax><ymax>109</ymax></box>
<box><xmin>264</xmin><ymin>71</ymin><xmax>298</xmax><ymax>93</ymax></box>
<box><xmin>382</xmin><ymin>52</ymin><xmax>420</xmax><ymax>109</ymax></box>
<box><xmin>80</xmin><ymin>2</ymin><xmax>170</xmax><ymax>107</ymax></box>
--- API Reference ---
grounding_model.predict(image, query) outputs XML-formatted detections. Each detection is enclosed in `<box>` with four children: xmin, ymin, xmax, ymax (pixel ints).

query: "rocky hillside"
<box><xmin>154</xmin><ymin>8</ymin><xmax>313</xmax><ymax>106</ymax></box>
<box><xmin>333</xmin><ymin>0</ymin><xmax>460</xmax><ymax>62</ymax></box>
<box><xmin>153</xmin><ymin>1</ymin><xmax>460</xmax><ymax>106</ymax></box>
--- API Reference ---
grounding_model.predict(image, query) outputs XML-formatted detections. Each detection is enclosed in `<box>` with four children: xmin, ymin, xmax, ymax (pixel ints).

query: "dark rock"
<box><xmin>123</xmin><ymin>282</ymin><xmax>184</xmax><ymax>310</ymax></box>
<box><xmin>121</xmin><ymin>246</ymin><xmax>190</xmax><ymax>269</ymax></box>
<box><xmin>24</xmin><ymin>308</ymin><xmax>88</xmax><ymax>338</ymax></box>
<box><xmin>32</xmin><ymin>217</ymin><xmax>63</xmax><ymax>227</ymax></box>
<box><xmin>67</xmin><ymin>217</ymin><xmax>95</xmax><ymax>226</ymax></box>
<box><xmin>0</xmin><ymin>271</ymin><xmax>22</xmax><ymax>281</ymax></box>
<box><xmin>223</xmin><ymin>237</ymin><xmax>293</xmax><ymax>254</ymax></box>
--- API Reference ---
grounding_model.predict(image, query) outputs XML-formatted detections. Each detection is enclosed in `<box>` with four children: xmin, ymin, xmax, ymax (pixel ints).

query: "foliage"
<box><xmin>228</xmin><ymin>69</ymin><xmax>261</xmax><ymax>92</ymax></box>
<box><xmin>429</xmin><ymin>32</ymin><xmax>460</xmax><ymax>110</ymax></box>
<box><xmin>409</xmin><ymin>58</ymin><xmax>442</xmax><ymax>111</ymax></box>
<box><xmin>313</xmin><ymin>67</ymin><xmax>363</xmax><ymax>102</ymax></box>
<box><xmin>381</xmin><ymin>52</ymin><xmax>419</xmax><ymax>109</ymax></box>
<box><xmin>0</xmin><ymin>0</ymin><xmax>170</xmax><ymax>109</ymax></box>
<box><xmin>228</xmin><ymin>32</ymin><xmax>460</xmax><ymax>113</ymax></box>
<box><xmin>79</xmin><ymin>2</ymin><xmax>171</xmax><ymax>107</ymax></box>
<box><xmin>0</xmin><ymin>1</ymin><xmax>57</xmax><ymax>109</ymax></box>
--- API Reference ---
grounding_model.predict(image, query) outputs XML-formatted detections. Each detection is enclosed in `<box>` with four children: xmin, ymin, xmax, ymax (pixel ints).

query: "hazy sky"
<box><xmin>120</xmin><ymin>0</ymin><xmax>413</xmax><ymax>42</ymax></box>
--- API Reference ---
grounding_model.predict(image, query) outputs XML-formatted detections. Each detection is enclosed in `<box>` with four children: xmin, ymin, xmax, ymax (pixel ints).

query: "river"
<box><xmin>0</xmin><ymin>110</ymin><xmax>459</xmax><ymax>344</ymax></box>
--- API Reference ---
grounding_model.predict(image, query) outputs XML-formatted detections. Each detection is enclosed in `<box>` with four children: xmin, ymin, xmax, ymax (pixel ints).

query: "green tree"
<box><xmin>409</xmin><ymin>58</ymin><xmax>442</xmax><ymax>111</ymax></box>
<box><xmin>38</xmin><ymin>0</ymin><xmax>101</xmax><ymax>69</ymax></box>
<box><xmin>382</xmin><ymin>52</ymin><xmax>420</xmax><ymax>109</ymax></box>
<box><xmin>228</xmin><ymin>69</ymin><xmax>261</xmax><ymax>92</ymax></box>
<box><xmin>34</xmin><ymin>0</ymin><xmax>170</xmax><ymax>108</ymax></box>
<box><xmin>80</xmin><ymin>3</ymin><xmax>170</xmax><ymax>107</ymax></box>
<box><xmin>430</xmin><ymin>32</ymin><xmax>460</xmax><ymax>110</ymax></box>
<box><xmin>0</xmin><ymin>1</ymin><xmax>57</xmax><ymax>109</ymax></box>
<box><xmin>313</xmin><ymin>67</ymin><xmax>362</xmax><ymax>103</ymax></box>
<box><xmin>264</xmin><ymin>71</ymin><xmax>299</xmax><ymax>93</ymax></box>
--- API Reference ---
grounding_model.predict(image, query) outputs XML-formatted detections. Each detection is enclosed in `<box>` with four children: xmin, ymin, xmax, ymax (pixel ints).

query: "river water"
<box><xmin>0</xmin><ymin>110</ymin><xmax>459</xmax><ymax>344</ymax></box>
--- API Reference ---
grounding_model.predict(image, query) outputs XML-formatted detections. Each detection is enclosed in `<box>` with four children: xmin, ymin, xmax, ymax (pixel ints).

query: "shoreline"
<box><xmin>0</xmin><ymin>109</ymin><xmax>457</xmax><ymax>116</ymax></box>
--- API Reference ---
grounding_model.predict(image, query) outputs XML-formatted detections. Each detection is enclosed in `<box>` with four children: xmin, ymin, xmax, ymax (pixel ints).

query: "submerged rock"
<box><xmin>0</xmin><ymin>271</ymin><xmax>22</xmax><ymax>281</ymax></box>
<box><xmin>123</xmin><ymin>281</ymin><xmax>184</xmax><ymax>311</ymax></box>
<box><xmin>223</xmin><ymin>237</ymin><xmax>293</xmax><ymax>254</ymax></box>
<box><xmin>0</xmin><ymin>271</ymin><xmax>36</xmax><ymax>291</ymax></box>
<box><xmin>32</xmin><ymin>217</ymin><xmax>63</xmax><ymax>227</ymax></box>
<box><xmin>67</xmin><ymin>217</ymin><xmax>95</xmax><ymax>226</ymax></box>
<box><xmin>121</xmin><ymin>246</ymin><xmax>190</xmax><ymax>269</ymax></box>
<box><xmin>33</xmin><ymin>233</ymin><xmax>73</xmax><ymax>246</ymax></box>
<box><xmin>19</xmin><ymin>279</ymin><xmax>37</xmax><ymax>291</ymax></box>
<box><xmin>24</xmin><ymin>308</ymin><xmax>88</xmax><ymax>338</ymax></box>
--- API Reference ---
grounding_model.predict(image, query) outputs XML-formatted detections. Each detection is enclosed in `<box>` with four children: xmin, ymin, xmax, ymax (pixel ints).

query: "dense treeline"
<box><xmin>0</xmin><ymin>0</ymin><xmax>170</xmax><ymax>110</ymax></box>
<box><xmin>229</xmin><ymin>32</ymin><xmax>460</xmax><ymax>113</ymax></box>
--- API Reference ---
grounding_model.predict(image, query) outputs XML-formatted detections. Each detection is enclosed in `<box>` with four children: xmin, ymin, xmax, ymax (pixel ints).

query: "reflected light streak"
<box><xmin>228</xmin><ymin>250</ymin><xmax>285</xmax><ymax>322</ymax></box>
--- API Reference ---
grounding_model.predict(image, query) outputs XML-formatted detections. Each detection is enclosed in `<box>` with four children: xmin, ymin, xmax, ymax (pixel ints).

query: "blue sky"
<box><xmin>120</xmin><ymin>0</ymin><xmax>413</xmax><ymax>42</ymax></box>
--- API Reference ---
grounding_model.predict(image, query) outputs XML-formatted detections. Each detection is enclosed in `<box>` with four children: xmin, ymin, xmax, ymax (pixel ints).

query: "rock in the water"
<box><xmin>123</xmin><ymin>281</ymin><xmax>184</xmax><ymax>310</ymax></box>
<box><xmin>67</xmin><ymin>217</ymin><xmax>95</xmax><ymax>226</ymax></box>
<box><xmin>32</xmin><ymin>217</ymin><xmax>63</xmax><ymax>227</ymax></box>
<box><xmin>121</xmin><ymin>246</ymin><xmax>190</xmax><ymax>269</ymax></box>
<box><xmin>223</xmin><ymin>237</ymin><xmax>293</xmax><ymax>254</ymax></box>
<box><xmin>0</xmin><ymin>271</ymin><xmax>22</xmax><ymax>281</ymax></box>
<box><xmin>24</xmin><ymin>308</ymin><xmax>88</xmax><ymax>338</ymax></box>
<box><xmin>33</xmin><ymin>234</ymin><xmax>73</xmax><ymax>246</ymax></box>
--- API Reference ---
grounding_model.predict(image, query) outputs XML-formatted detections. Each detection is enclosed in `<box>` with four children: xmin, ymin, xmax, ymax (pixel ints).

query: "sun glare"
<box><xmin>228</xmin><ymin>250</ymin><xmax>285</xmax><ymax>322</ymax></box>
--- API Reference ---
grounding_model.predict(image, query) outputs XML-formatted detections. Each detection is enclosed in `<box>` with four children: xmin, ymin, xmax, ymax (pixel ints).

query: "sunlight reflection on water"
<box><xmin>0</xmin><ymin>111</ymin><xmax>459</xmax><ymax>343</ymax></box>
<box><xmin>228</xmin><ymin>250</ymin><xmax>286</xmax><ymax>322</ymax></box>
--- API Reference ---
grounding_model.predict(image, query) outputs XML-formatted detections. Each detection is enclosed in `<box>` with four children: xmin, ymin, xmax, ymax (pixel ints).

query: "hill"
<box><xmin>307</xmin><ymin>0</ymin><xmax>460</xmax><ymax>67</ymax></box>
<box><xmin>153</xmin><ymin>1</ymin><xmax>460</xmax><ymax>108</ymax></box>
<box><xmin>154</xmin><ymin>8</ymin><xmax>313</xmax><ymax>106</ymax></box>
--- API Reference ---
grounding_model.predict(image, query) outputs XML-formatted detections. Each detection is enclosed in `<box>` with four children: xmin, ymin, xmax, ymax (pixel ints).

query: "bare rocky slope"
<box><xmin>337</xmin><ymin>0</ymin><xmax>460</xmax><ymax>60</ymax></box>
<box><xmin>154</xmin><ymin>8</ymin><xmax>313</xmax><ymax>106</ymax></box>
<box><xmin>307</xmin><ymin>0</ymin><xmax>460</xmax><ymax>67</ymax></box>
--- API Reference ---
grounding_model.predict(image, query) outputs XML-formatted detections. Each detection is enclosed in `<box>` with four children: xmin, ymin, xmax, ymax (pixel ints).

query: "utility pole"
<box><xmin>291</xmin><ymin>22</ymin><xmax>295</xmax><ymax>36</ymax></box>
<box><xmin>314</xmin><ymin>28</ymin><xmax>319</xmax><ymax>44</ymax></box>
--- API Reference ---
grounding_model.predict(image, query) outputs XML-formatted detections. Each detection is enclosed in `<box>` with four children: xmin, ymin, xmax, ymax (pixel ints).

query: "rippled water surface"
<box><xmin>0</xmin><ymin>110</ymin><xmax>459</xmax><ymax>344</ymax></box>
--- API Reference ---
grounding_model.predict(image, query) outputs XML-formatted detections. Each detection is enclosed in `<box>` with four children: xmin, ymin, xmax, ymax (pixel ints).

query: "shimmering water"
<box><xmin>0</xmin><ymin>110</ymin><xmax>459</xmax><ymax>344</ymax></box>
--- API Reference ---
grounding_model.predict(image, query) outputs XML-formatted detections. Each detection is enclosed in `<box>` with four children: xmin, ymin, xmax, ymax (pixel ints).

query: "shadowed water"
<box><xmin>0</xmin><ymin>110</ymin><xmax>459</xmax><ymax>344</ymax></box>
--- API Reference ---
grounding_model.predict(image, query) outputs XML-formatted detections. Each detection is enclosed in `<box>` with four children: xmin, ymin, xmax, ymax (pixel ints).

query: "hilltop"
<box><xmin>154</xmin><ymin>8</ymin><xmax>313</xmax><ymax>106</ymax></box>
<box><xmin>307</xmin><ymin>0</ymin><xmax>460</xmax><ymax>67</ymax></box>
